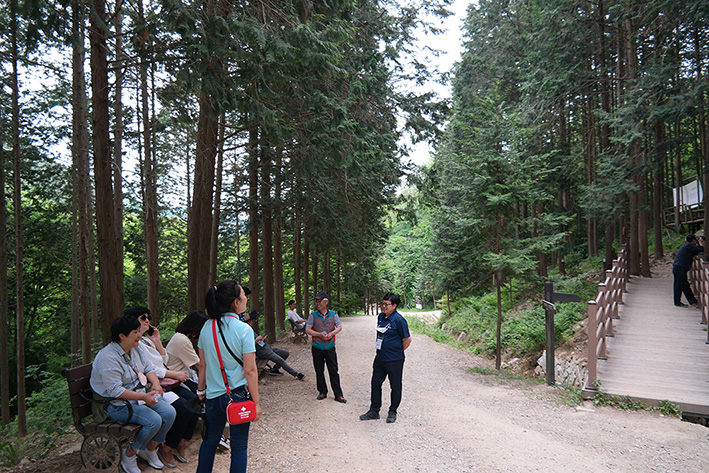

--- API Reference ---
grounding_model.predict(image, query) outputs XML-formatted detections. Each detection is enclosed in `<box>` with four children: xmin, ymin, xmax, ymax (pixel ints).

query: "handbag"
<box><xmin>212</xmin><ymin>318</ymin><xmax>257</xmax><ymax>425</ymax></box>
<box><xmin>159</xmin><ymin>377</ymin><xmax>180</xmax><ymax>391</ymax></box>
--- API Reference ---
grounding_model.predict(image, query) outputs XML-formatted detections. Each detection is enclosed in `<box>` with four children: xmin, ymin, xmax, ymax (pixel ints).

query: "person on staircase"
<box><xmin>673</xmin><ymin>233</ymin><xmax>704</xmax><ymax>307</ymax></box>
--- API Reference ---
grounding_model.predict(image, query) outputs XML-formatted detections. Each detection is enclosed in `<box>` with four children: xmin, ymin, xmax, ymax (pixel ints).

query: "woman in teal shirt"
<box><xmin>196</xmin><ymin>281</ymin><xmax>261</xmax><ymax>473</ymax></box>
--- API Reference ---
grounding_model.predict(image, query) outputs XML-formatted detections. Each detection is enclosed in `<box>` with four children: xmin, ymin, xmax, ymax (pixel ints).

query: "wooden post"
<box><xmin>584</xmin><ymin>300</ymin><xmax>599</xmax><ymax>398</ymax></box>
<box><xmin>544</xmin><ymin>282</ymin><xmax>555</xmax><ymax>385</ymax></box>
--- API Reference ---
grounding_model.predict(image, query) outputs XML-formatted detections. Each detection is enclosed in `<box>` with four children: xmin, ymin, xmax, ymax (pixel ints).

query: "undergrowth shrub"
<box><xmin>0</xmin><ymin>369</ymin><xmax>73</xmax><ymax>466</ymax></box>
<box><xmin>428</xmin><ymin>256</ymin><xmax>601</xmax><ymax>363</ymax></box>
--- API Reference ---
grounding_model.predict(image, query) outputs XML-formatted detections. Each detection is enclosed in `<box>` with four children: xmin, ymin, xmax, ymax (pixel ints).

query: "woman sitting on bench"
<box><xmin>90</xmin><ymin>315</ymin><xmax>176</xmax><ymax>473</ymax></box>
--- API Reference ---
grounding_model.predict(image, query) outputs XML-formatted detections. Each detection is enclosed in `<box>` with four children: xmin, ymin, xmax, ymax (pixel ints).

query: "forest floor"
<box><xmin>5</xmin><ymin>281</ymin><xmax>709</xmax><ymax>472</ymax></box>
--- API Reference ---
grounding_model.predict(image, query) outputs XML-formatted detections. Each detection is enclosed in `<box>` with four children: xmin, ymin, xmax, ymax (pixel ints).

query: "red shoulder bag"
<box><xmin>212</xmin><ymin>318</ymin><xmax>257</xmax><ymax>425</ymax></box>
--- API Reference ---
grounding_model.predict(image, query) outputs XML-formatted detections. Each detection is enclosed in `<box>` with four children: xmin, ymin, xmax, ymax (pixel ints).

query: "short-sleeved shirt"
<box><xmin>90</xmin><ymin>342</ymin><xmax>158</xmax><ymax>405</ymax></box>
<box><xmin>166</xmin><ymin>332</ymin><xmax>200</xmax><ymax>377</ymax></box>
<box><xmin>375</xmin><ymin>310</ymin><xmax>410</xmax><ymax>363</ymax></box>
<box><xmin>198</xmin><ymin>314</ymin><xmax>255</xmax><ymax>399</ymax></box>
<box><xmin>288</xmin><ymin>309</ymin><xmax>305</xmax><ymax>329</ymax></box>
<box><xmin>307</xmin><ymin>309</ymin><xmax>341</xmax><ymax>350</ymax></box>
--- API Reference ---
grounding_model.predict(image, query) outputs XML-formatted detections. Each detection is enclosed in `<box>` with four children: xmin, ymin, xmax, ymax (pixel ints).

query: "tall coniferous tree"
<box><xmin>0</xmin><ymin>111</ymin><xmax>8</xmax><ymax>424</ymax></box>
<box><xmin>10</xmin><ymin>0</ymin><xmax>26</xmax><ymax>435</ymax></box>
<box><xmin>91</xmin><ymin>0</ymin><xmax>124</xmax><ymax>341</ymax></box>
<box><xmin>72</xmin><ymin>0</ymin><xmax>92</xmax><ymax>363</ymax></box>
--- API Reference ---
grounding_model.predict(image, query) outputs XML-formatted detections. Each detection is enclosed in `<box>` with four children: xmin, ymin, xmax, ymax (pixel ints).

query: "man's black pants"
<box><xmin>369</xmin><ymin>358</ymin><xmax>405</xmax><ymax>415</ymax></box>
<box><xmin>311</xmin><ymin>346</ymin><xmax>343</xmax><ymax>397</ymax></box>
<box><xmin>673</xmin><ymin>265</ymin><xmax>697</xmax><ymax>305</ymax></box>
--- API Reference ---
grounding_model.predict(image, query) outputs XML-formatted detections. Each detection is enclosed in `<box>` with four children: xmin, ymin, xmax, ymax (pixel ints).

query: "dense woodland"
<box><xmin>0</xmin><ymin>0</ymin><xmax>707</xmax><ymax>450</ymax></box>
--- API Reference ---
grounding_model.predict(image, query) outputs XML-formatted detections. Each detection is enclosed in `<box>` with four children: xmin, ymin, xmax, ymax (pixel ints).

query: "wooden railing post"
<box><xmin>583</xmin><ymin>245</ymin><xmax>629</xmax><ymax>399</ymax></box>
<box><xmin>583</xmin><ymin>300</ymin><xmax>598</xmax><ymax>397</ymax></box>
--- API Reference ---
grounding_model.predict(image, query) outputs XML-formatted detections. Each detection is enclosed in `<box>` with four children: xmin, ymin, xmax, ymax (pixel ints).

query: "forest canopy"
<box><xmin>0</xmin><ymin>0</ymin><xmax>707</xmax><ymax>441</ymax></box>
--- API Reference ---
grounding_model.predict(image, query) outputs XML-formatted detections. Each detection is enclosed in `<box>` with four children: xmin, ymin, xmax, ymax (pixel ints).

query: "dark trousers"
<box><xmin>165</xmin><ymin>384</ymin><xmax>200</xmax><ymax>448</ymax></box>
<box><xmin>257</xmin><ymin>346</ymin><xmax>298</xmax><ymax>376</ymax></box>
<box><xmin>369</xmin><ymin>358</ymin><xmax>404</xmax><ymax>415</ymax></box>
<box><xmin>673</xmin><ymin>265</ymin><xmax>697</xmax><ymax>305</ymax></box>
<box><xmin>311</xmin><ymin>346</ymin><xmax>343</xmax><ymax>397</ymax></box>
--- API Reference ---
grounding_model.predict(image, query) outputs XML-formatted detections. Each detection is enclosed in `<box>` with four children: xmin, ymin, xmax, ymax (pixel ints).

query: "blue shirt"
<box><xmin>90</xmin><ymin>342</ymin><xmax>158</xmax><ymax>404</ymax></box>
<box><xmin>198</xmin><ymin>314</ymin><xmax>256</xmax><ymax>399</ymax></box>
<box><xmin>375</xmin><ymin>311</ymin><xmax>410</xmax><ymax>362</ymax></box>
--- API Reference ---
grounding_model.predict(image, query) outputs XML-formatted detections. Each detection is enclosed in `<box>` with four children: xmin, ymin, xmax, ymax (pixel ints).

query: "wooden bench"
<box><xmin>288</xmin><ymin>319</ymin><xmax>308</xmax><ymax>343</ymax></box>
<box><xmin>256</xmin><ymin>357</ymin><xmax>273</xmax><ymax>378</ymax></box>
<box><xmin>62</xmin><ymin>363</ymin><xmax>142</xmax><ymax>472</ymax></box>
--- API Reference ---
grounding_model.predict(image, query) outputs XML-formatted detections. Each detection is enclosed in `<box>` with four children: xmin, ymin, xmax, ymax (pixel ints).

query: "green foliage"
<box><xmin>657</xmin><ymin>400</ymin><xmax>682</xmax><ymax>418</ymax></box>
<box><xmin>0</xmin><ymin>370</ymin><xmax>73</xmax><ymax>466</ymax></box>
<box><xmin>429</xmin><ymin>252</ymin><xmax>600</xmax><ymax>365</ymax></box>
<box><xmin>405</xmin><ymin>316</ymin><xmax>460</xmax><ymax>347</ymax></box>
<box><xmin>593</xmin><ymin>393</ymin><xmax>649</xmax><ymax>411</ymax></box>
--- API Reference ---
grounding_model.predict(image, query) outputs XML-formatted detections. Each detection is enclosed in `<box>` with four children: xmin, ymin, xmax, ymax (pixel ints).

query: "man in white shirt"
<box><xmin>287</xmin><ymin>300</ymin><xmax>306</xmax><ymax>329</ymax></box>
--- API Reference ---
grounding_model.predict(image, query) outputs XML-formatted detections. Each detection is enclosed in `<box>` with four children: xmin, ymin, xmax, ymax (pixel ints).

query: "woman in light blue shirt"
<box><xmin>196</xmin><ymin>281</ymin><xmax>261</xmax><ymax>473</ymax></box>
<box><xmin>90</xmin><ymin>315</ymin><xmax>176</xmax><ymax>473</ymax></box>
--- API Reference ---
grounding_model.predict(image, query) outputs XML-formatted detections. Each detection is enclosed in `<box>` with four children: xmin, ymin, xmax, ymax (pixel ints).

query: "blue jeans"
<box><xmin>197</xmin><ymin>387</ymin><xmax>251</xmax><ymax>473</ymax></box>
<box><xmin>105</xmin><ymin>398</ymin><xmax>176</xmax><ymax>451</ymax></box>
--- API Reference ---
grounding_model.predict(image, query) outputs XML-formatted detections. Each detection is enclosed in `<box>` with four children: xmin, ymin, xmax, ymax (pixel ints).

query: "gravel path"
<box><xmin>198</xmin><ymin>314</ymin><xmax>708</xmax><ymax>473</ymax></box>
<box><xmin>14</xmin><ymin>310</ymin><xmax>707</xmax><ymax>473</ymax></box>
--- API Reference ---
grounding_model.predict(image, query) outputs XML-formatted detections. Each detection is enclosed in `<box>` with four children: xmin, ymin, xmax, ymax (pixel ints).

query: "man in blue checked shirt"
<box><xmin>359</xmin><ymin>292</ymin><xmax>411</xmax><ymax>424</ymax></box>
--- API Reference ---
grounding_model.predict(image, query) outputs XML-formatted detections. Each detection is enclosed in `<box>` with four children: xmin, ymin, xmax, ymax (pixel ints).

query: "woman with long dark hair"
<box><xmin>196</xmin><ymin>281</ymin><xmax>261</xmax><ymax>473</ymax></box>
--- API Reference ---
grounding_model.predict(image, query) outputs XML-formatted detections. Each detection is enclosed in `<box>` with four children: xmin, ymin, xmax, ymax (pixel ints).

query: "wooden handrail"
<box><xmin>689</xmin><ymin>256</ymin><xmax>709</xmax><ymax>327</ymax></box>
<box><xmin>584</xmin><ymin>244</ymin><xmax>629</xmax><ymax>397</ymax></box>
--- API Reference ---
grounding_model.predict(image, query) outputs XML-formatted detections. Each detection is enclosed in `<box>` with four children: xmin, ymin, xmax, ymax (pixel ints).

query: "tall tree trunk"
<box><xmin>303</xmin><ymin>237</ymin><xmax>310</xmax><ymax>315</ymax></box>
<box><xmin>273</xmin><ymin>153</ymin><xmax>285</xmax><ymax>332</ymax></box>
<box><xmin>696</xmin><ymin>26</ymin><xmax>709</xmax><ymax>242</ymax></box>
<box><xmin>261</xmin><ymin>147</ymin><xmax>275</xmax><ymax>339</ymax></box>
<box><xmin>88</xmin><ymin>196</ymin><xmax>99</xmax><ymax>347</ymax></box>
<box><xmin>137</xmin><ymin>0</ymin><xmax>160</xmax><ymax>320</ymax></box>
<box><xmin>233</xmin><ymin>158</ymin><xmax>242</xmax><ymax>281</ymax></box>
<box><xmin>673</xmin><ymin>121</ymin><xmax>682</xmax><ymax>232</ymax></box>
<box><xmin>323</xmin><ymin>249</ymin><xmax>331</xmax><ymax>294</ymax></box>
<box><xmin>336</xmin><ymin>250</ymin><xmax>341</xmax><ymax>307</ymax></box>
<box><xmin>10</xmin><ymin>0</ymin><xmax>26</xmax><ymax>433</ymax></box>
<box><xmin>73</xmin><ymin>0</ymin><xmax>91</xmax><ymax>364</ymax></box>
<box><xmin>294</xmin><ymin>220</ymin><xmax>302</xmax><ymax>317</ymax></box>
<box><xmin>598</xmin><ymin>0</ymin><xmax>614</xmax><ymax>269</ymax></box>
<box><xmin>621</xmin><ymin>18</ymin><xmax>641</xmax><ymax>275</ymax></box>
<box><xmin>0</xmin><ymin>99</ymin><xmax>9</xmax><ymax>425</ymax></box>
<box><xmin>653</xmin><ymin>119</ymin><xmax>666</xmax><ymax>260</ymax></box>
<box><xmin>91</xmin><ymin>0</ymin><xmax>124</xmax><ymax>341</ymax></box>
<box><xmin>639</xmin><ymin>175</ymin><xmax>651</xmax><ymax>277</ymax></box>
<box><xmin>209</xmin><ymin>116</ymin><xmax>225</xmax><ymax>286</ymax></box>
<box><xmin>187</xmin><ymin>93</ymin><xmax>218</xmax><ymax>311</ymax></box>
<box><xmin>312</xmin><ymin>251</ymin><xmax>318</xmax><ymax>293</ymax></box>
<box><xmin>247</xmin><ymin>123</ymin><xmax>260</xmax><ymax>312</ymax></box>
<box><xmin>113</xmin><ymin>0</ymin><xmax>124</xmax><ymax>284</ymax></box>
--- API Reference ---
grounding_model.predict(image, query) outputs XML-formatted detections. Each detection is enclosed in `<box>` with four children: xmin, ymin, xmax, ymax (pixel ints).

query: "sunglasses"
<box><xmin>139</xmin><ymin>314</ymin><xmax>151</xmax><ymax>322</ymax></box>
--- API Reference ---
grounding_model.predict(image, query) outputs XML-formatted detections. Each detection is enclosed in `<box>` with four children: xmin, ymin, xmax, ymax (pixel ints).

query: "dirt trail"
<box><xmin>190</xmin><ymin>314</ymin><xmax>709</xmax><ymax>472</ymax></box>
<box><xmin>9</xmin><ymin>312</ymin><xmax>709</xmax><ymax>473</ymax></box>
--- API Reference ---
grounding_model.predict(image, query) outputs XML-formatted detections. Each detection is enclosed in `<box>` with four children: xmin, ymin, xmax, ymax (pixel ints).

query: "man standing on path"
<box><xmin>673</xmin><ymin>234</ymin><xmax>704</xmax><ymax>307</ymax></box>
<box><xmin>360</xmin><ymin>292</ymin><xmax>411</xmax><ymax>424</ymax></box>
<box><xmin>305</xmin><ymin>291</ymin><xmax>347</xmax><ymax>403</ymax></box>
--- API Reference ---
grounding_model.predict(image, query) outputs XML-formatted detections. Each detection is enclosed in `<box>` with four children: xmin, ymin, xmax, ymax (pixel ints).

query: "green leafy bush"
<box><xmin>0</xmin><ymin>369</ymin><xmax>73</xmax><ymax>466</ymax></box>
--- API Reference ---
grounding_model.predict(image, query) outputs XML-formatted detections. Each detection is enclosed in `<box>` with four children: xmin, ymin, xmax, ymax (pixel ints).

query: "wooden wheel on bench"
<box><xmin>80</xmin><ymin>432</ymin><xmax>121</xmax><ymax>472</ymax></box>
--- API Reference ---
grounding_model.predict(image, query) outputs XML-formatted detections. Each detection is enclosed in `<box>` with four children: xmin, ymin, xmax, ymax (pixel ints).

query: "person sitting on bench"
<box><xmin>287</xmin><ymin>300</ymin><xmax>306</xmax><ymax>330</ymax></box>
<box><xmin>254</xmin><ymin>332</ymin><xmax>305</xmax><ymax>380</ymax></box>
<box><xmin>90</xmin><ymin>315</ymin><xmax>176</xmax><ymax>473</ymax></box>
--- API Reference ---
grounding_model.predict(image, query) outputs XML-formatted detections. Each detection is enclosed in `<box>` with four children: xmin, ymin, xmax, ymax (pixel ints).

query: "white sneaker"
<box><xmin>138</xmin><ymin>448</ymin><xmax>164</xmax><ymax>469</ymax></box>
<box><xmin>120</xmin><ymin>449</ymin><xmax>141</xmax><ymax>473</ymax></box>
<box><xmin>217</xmin><ymin>435</ymin><xmax>230</xmax><ymax>451</ymax></box>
